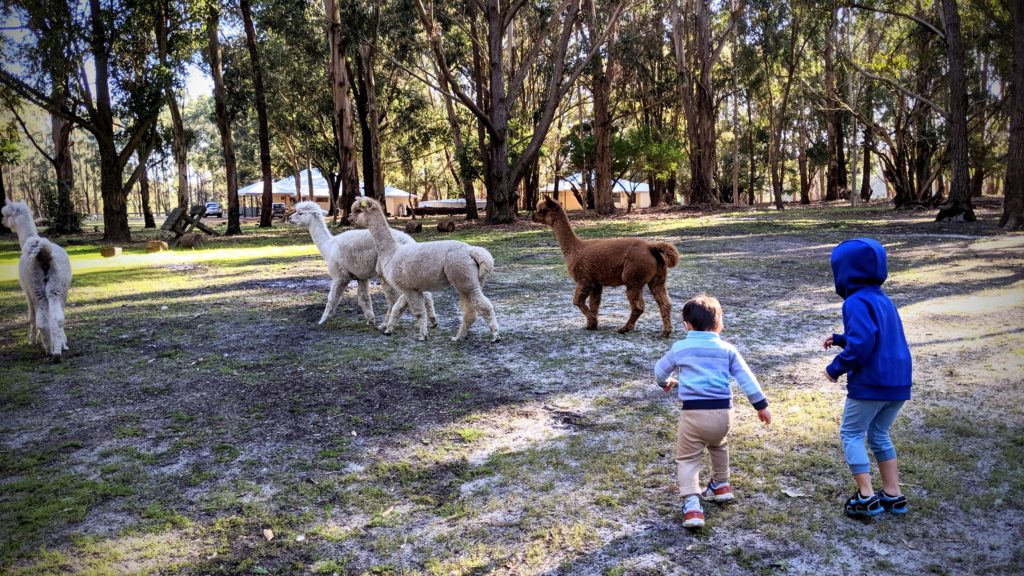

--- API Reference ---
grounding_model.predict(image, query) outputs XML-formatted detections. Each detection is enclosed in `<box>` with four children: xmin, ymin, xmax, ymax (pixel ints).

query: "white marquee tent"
<box><xmin>237</xmin><ymin>169</ymin><xmax>418</xmax><ymax>215</ymax></box>
<box><xmin>539</xmin><ymin>172</ymin><xmax>651</xmax><ymax>210</ymax></box>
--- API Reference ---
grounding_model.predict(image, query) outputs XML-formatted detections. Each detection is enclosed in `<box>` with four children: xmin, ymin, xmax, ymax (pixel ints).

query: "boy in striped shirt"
<box><xmin>654</xmin><ymin>295</ymin><xmax>772</xmax><ymax>529</ymax></box>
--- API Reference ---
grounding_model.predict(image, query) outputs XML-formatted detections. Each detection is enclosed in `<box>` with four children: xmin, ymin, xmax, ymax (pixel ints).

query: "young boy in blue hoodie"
<box><xmin>824</xmin><ymin>238</ymin><xmax>912</xmax><ymax>517</ymax></box>
<box><xmin>655</xmin><ymin>295</ymin><xmax>771</xmax><ymax>529</ymax></box>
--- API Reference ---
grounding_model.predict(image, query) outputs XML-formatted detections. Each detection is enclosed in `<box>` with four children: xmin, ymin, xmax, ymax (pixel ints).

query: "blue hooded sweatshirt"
<box><xmin>827</xmin><ymin>238</ymin><xmax>912</xmax><ymax>401</ymax></box>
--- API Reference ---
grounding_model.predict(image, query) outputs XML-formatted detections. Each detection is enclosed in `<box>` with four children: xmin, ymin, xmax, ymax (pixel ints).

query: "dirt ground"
<box><xmin>1</xmin><ymin>203</ymin><xmax>1022</xmax><ymax>575</ymax></box>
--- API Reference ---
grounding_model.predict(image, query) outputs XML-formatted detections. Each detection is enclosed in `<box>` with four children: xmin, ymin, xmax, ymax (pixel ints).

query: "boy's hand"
<box><xmin>661</xmin><ymin>377</ymin><xmax>678</xmax><ymax>392</ymax></box>
<box><xmin>823</xmin><ymin>336</ymin><xmax>834</xmax><ymax>349</ymax></box>
<box><xmin>824</xmin><ymin>369</ymin><xmax>837</xmax><ymax>383</ymax></box>
<box><xmin>757</xmin><ymin>408</ymin><xmax>772</xmax><ymax>425</ymax></box>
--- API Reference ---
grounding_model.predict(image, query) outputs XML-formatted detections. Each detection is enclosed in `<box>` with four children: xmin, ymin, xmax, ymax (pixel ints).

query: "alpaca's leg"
<box><xmin>35</xmin><ymin>299</ymin><xmax>51</xmax><ymax>354</ymax></box>
<box><xmin>47</xmin><ymin>293</ymin><xmax>65</xmax><ymax>362</ymax></box>
<box><xmin>573</xmin><ymin>284</ymin><xmax>597</xmax><ymax>330</ymax></box>
<box><xmin>619</xmin><ymin>285</ymin><xmax>646</xmax><ymax>334</ymax></box>
<box><xmin>424</xmin><ymin>292</ymin><xmax>438</xmax><ymax>328</ymax></box>
<box><xmin>587</xmin><ymin>285</ymin><xmax>603</xmax><ymax>329</ymax></box>
<box><xmin>649</xmin><ymin>281</ymin><xmax>673</xmax><ymax>338</ymax></box>
<box><xmin>319</xmin><ymin>277</ymin><xmax>347</xmax><ymax>325</ymax></box>
<box><xmin>26</xmin><ymin>299</ymin><xmax>37</xmax><ymax>345</ymax></box>
<box><xmin>470</xmin><ymin>290</ymin><xmax>500</xmax><ymax>343</ymax></box>
<box><xmin>380</xmin><ymin>293</ymin><xmax>407</xmax><ymax>333</ymax></box>
<box><xmin>452</xmin><ymin>293</ymin><xmax>476</xmax><ymax>341</ymax></box>
<box><xmin>379</xmin><ymin>283</ymin><xmax>400</xmax><ymax>330</ymax></box>
<box><xmin>355</xmin><ymin>279</ymin><xmax>376</xmax><ymax>325</ymax></box>
<box><xmin>402</xmin><ymin>290</ymin><xmax>429</xmax><ymax>341</ymax></box>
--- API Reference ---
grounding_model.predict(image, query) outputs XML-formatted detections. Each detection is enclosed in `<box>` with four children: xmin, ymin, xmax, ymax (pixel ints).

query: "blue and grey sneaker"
<box><xmin>878</xmin><ymin>490</ymin><xmax>908</xmax><ymax>515</ymax></box>
<box><xmin>844</xmin><ymin>490</ymin><xmax>883</xmax><ymax>517</ymax></box>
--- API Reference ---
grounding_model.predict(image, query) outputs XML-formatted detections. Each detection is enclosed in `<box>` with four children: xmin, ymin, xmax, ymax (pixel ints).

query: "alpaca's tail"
<box><xmin>649</xmin><ymin>241</ymin><xmax>680</xmax><ymax>268</ymax></box>
<box><xmin>467</xmin><ymin>246</ymin><xmax>495</xmax><ymax>283</ymax></box>
<box><xmin>24</xmin><ymin>237</ymin><xmax>53</xmax><ymax>274</ymax></box>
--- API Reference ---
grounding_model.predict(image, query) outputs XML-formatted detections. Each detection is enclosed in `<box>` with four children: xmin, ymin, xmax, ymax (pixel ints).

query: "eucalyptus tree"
<box><xmin>324</xmin><ymin>0</ymin><xmax>360</xmax><ymax>223</ymax></box>
<box><xmin>671</xmin><ymin>0</ymin><xmax>743</xmax><ymax>205</ymax></box>
<box><xmin>616</xmin><ymin>0</ymin><xmax>682</xmax><ymax>207</ymax></box>
<box><xmin>0</xmin><ymin>0</ymin><xmax>187</xmax><ymax>241</ymax></box>
<box><xmin>207</xmin><ymin>0</ymin><xmax>242</xmax><ymax>234</ymax></box>
<box><xmin>238</xmin><ymin>0</ymin><xmax>275</xmax><ymax>227</ymax></box>
<box><xmin>417</xmin><ymin>0</ymin><xmax>625</xmax><ymax>223</ymax></box>
<box><xmin>0</xmin><ymin>112</ymin><xmax>20</xmax><ymax>234</ymax></box>
<box><xmin>1004</xmin><ymin>0</ymin><xmax>1023</xmax><ymax>229</ymax></box>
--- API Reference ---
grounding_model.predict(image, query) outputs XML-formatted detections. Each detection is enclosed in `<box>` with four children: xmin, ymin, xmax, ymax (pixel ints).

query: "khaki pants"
<box><xmin>674</xmin><ymin>408</ymin><xmax>733</xmax><ymax>496</ymax></box>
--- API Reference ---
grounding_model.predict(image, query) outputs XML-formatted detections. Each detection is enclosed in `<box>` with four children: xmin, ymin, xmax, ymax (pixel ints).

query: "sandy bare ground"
<box><xmin>1</xmin><ymin>203</ymin><xmax>1022</xmax><ymax>575</ymax></box>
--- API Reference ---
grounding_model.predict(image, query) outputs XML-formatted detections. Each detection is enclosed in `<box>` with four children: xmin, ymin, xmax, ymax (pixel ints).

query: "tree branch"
<box><xmin>845</xmin><ymin>2</ymin><xmax>944</xmax><ymax>38</ymax></box>
<box><xmin>0</xmin><ymin>68</ymin><xmax>96</xmax><ymax>136</ymax></box>
<box><xmin>1</xmin><ymin>95</ymin><xmax>56</xmax><ymax>164</ymax></box>
<box><xmin>414</xmin><ymin>0</ymin><xmax>497</xmax><ymax>136</ymax></box>
<box><xmin>846</xmin><ymin>58</ymin><xmax>946</xmax><ymax>117</ymax></box>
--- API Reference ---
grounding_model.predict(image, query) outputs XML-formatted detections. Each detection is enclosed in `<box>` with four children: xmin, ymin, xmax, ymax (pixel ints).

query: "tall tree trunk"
<box><xmin>590</xmin><ymin>2</ymin><xmax>615</xmax><ymax>215</ymax></box>
<box><xmin>240</xmin><ymin>0</ymin><xmax>274</xmax><ymax>228</ymax></box>
<box><xmin>672</xmin><ymin>1</ymin><xmax>741</xmax><ymax>206</ymax></box>
<box><xmin>208</xmin><ymin>3</ymin><xmax>241</xmax><ymax>235</ymax></box>
<box><xmin>0</xmin><ymin>162</ymin><xmax>9</xmax><ymax>234</ymax></box>
<box><xmin>325</xmin><ymin>0</ymin><xmax>360</xmax><ymax>224</ymax></box>
<box><xmin>746</xmin><ymin>90</ymin><xmax>756</xmax><ymax>205</ymax></box>
<box><xmin>860</xmin><ymin>123</ymin><xmax>873</xmax><ymax>201</ymax></box>
<box><xmin>167</xmin><ymin>94</ymin><xmax>190</xmax><ymax>208</ymax></box>
<box><xmin>357</xmin><ymin>44</ymin><xmax>385</xmax><ymax>204</ymax></box>
<box><xmin>50</xmin><ymin>102</ymin><xmax>79</xmax><ymax>233</ymax></box>
<box><xmin>798</xmin><ymin>99</ymin><xmax>810</xmax><ymax>204</ymax></box>
<box><xmin>824</xmin><ymin>11</ymin><xmax>840</xmax><ymax>202</ymax></box>
<box><xmin>432</xmin><ymin>58</ymin><xmax>478</xmax><ymax>220</ymax></box>
<box><xmin>138</xmin><ymin>147</ymin><xmax>155</xmax><ymax>228</ymax></box>
<box><xmin>1002</xmin><ymin>0</ymin><xmax>1024</xmax><ymax>229</ymax></box>
<box><xmin>937</xmin><ymin>0</ymin><xmax>975</xmax><ymax>221</ymax></box>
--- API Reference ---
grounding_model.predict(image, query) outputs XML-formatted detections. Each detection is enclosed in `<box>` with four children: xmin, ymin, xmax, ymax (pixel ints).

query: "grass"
<box><xmin>1</xmin><ymin>203</ymin><xmax>1022</xmax><ymax>574</ymax></box>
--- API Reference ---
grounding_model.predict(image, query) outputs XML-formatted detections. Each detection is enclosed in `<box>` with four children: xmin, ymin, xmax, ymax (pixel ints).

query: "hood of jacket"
<box><xmin>830</xmin><ymin>238</ymin><xmax>888</xmax><ymax>299</ymax></box>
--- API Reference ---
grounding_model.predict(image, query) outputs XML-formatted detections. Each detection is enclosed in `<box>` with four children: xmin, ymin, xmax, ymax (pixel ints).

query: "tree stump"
<box><xmin>178</xmin><ymin>233</ymin><xmax>204</xmax><ymax>249</ymax></box>
<box><xmin>437</xmin><ymin>221</ymin><xmax>456</xmax><ymax>233</ymax></box>
<box><xmin>100</xmin><ymin>246</ymin><xmax>122</xmax><ymax>258</ymax></box>
<box><xmin>404</xmin><ymin>222</ymin><xmax>422</xmax><ymax>234</ymax></box>
<box><xmin>146</xmin><ymin>240</ymin><xmax>169</xmax><ymax>253</ymax></box>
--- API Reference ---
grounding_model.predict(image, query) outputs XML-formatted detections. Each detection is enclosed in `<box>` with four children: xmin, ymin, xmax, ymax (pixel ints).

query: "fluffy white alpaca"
<box><xmin>288</xmin><ymin>201</ymin><xmax>435</xmax><ymax>326</ymax></box>
<box><xmin>350</xmin><ymin>197</ymin><xmax>500</xmax><ymax>342</ymax></box>
<box><xmin>1</xmin><ymin>201</ymin><xmax>72</xmax><ymax>361</ymax></box>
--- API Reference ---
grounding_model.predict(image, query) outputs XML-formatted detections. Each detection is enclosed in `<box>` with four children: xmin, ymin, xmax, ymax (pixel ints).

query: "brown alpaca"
<box><xmin>533</xmin><ymin>197</ymin><xmax>679</xmax><ymax>337</ymax></box>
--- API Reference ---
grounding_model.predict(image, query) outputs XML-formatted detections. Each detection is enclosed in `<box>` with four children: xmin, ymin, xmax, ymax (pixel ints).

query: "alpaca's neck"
<box><xmin>364</xmin><ymin>210</ymin><xmax>398</xmax><ymax>262</ymax></box>
<box><xmin>550</xmin><ymin>212</ymin><xmax>582</xmax><ymax>256</ymax></box>
<box><xmin>306</xmin><ymin>216</ymin><xmax>335</xmax><ymax>259</ymax></box>
<box><xmin>14</xmin><ymin>216</ymin><xmax>39</xmax><ymax>248</ymax></box>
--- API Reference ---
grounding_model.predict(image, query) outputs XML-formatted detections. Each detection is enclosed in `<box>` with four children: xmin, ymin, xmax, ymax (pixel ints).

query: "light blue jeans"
<box><xmin>840</xmin><ymin>398</ymin><xmax>905</xmax><ymax>475</ymax></box>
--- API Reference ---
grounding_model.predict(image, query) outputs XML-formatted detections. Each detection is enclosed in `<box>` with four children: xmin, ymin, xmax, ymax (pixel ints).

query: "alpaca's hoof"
<box><xmin>490</xmin><ymin>334</ymin><xmax>501</xmax><ymax>343</ymax></box>
<box><xmin>416</xmin><ymin>335</ymin><xmax>427</xmax><ymax>341</ymax></box>
<box><xmin>450</xmin><ymin>335</ymin><xmax>462</xmax><ymax>342</ymax></box>
<box><xmin>382</xmin><ymin>328</ymin><xmax>393</xmax><ymax>335</ymax></box>
<box><xmin>585</xmin><ymin>324</ymin><xmax>598</xmax><ymax>331</ymax></box>
<box><xmin>617</xmin><ymin>326</ymin><xmax>634</xmax><ymax>334</ymax></box>
<box><xmin>377</xmin><ymin>323</ymin><xmax>388</xmax><ymax>331</ymax></box>
<box><xmin>429</xmin><ymin>319</ymin><xmax>438</xmax><ymax>328</ymax></box>
<box><xmin>51</xmin><ymin>353</ymin><xmax>62</xmax><ymax>363</ymax></box>
<box><xmin>317</xmin><ymin>318</ymin><xmax>328</xmax><ymax>326</ymax></box>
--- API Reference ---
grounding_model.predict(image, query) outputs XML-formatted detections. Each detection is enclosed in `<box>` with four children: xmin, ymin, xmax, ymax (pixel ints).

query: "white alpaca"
<box><xmin>350</xmin><ymin>197</ymin><xmax>500</xmax><ymax>342</ymax></box>
<box><xmin>1</xmin><ymin>201</ymin><xmax>72</xmax><ymax>361</ymax></box>
<box><xmin>288</xmin><ymin>201</ymin><xmax>435</xmax><ymax>326</ymax></box>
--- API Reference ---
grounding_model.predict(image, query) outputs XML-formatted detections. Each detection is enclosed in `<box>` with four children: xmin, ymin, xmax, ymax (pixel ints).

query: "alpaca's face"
<box><xmin>349</xmin><ymin>198</ymin><xmax>380</xmax><ymax>228</ymax></box>
<box><xmin>288</xmin><ymin>207</ymin><xmax>316</xmax><ymax>226</ymax></box>
<box><xmin>1</xmin><ymin>203</ymin><xmax>24</xmax><ymax>229</ymax></box>
<box><xmin>531</xmin><ymin>198</ymin><xmax>562</xmax><ymax>226</ymax></box>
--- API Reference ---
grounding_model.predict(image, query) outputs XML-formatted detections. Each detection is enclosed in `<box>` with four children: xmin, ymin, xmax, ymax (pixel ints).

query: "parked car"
<box><xmin>272</xmin><ymin>202</ymin><xmax>286</xmax><ymax>216</ymax></box>
<box><xmin>205</xmin><ymin>202</ymin><xmax>223</xmax><ymax>218</ymax></box>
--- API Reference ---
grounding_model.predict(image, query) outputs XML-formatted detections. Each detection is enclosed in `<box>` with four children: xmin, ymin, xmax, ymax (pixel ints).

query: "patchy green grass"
<box><xmin>1</xmin><ymin>203</ymin><xmax>1022</xmax><ymax>574</ymax></box>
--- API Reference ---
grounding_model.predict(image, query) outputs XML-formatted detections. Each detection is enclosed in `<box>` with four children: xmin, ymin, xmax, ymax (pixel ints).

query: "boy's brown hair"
<box><xmin>682</xmin><ymin>294</ymin><xmax>723</xmax><ymax>332</ymax></box>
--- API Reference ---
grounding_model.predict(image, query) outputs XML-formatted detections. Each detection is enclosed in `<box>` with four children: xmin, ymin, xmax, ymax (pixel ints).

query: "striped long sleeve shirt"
<box><xmin>654</xmin><ymin>331</ymin><xmax>768</xmax><ymax>410</ymax></box>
